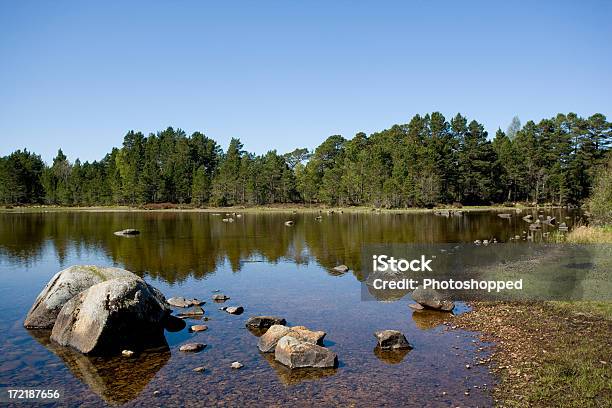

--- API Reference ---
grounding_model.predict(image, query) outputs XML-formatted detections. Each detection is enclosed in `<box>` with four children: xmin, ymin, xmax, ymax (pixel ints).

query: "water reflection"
<box><xmin>260</xmin><ymin>353</ymin><xmax>338</xmax><ymax>386</ymax></box>
<box><xmin>0</xmin><ymin>210</ymin><xmax>580</xmax><ymax>284</ymax></box>
<box><xmin>411</xmin><ymin>310</ymin><xmax>451</xmax><ymax>330</ymax></box>
<box><xmin>373</xmin><ymin>346</ymin><xmax>412</xmax><ymax>364</ymax></box>
<box><xmin>28</xmin><ymin>330</ymin><xmax>169</xmax><ymax>405</ymax></box>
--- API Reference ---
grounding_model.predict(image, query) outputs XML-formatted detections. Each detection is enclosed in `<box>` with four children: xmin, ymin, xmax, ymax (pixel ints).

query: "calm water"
<box><xmin>0</xmin><ymin>209</ymin><xmax>579</xmax><ymax>407</ymax></box>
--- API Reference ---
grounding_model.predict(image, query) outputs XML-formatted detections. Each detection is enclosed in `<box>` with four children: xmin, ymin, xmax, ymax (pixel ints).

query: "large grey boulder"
<box><xmin>50</xmin><ymin>278</ymin><xmax>170</xmax><ymax>354</ymax></box>
<box><xmin>374</xmin><ymin>330</ymin><xmax>412</xmax><ymax>350</ymax></box>
<box><xmin>411</xmin><ymin>286</ymin><xmax>455</xmax><ymax>312</ymax></box>
<box><xmin>24</xmin><ymin>266</ymin><xmax>139</xmax><ymax>329</ymax></box>
<box><xmin>274</xmin><ymin>336</ymin><xmax>337</xmax><ymax>369</ymax></box>
<box><xmin>258</xmin><ymin>325</ymin><xmax>326</xmax><ymax>353</ymax></box>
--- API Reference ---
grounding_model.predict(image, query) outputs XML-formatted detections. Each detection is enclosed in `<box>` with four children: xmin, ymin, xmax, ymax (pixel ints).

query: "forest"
<box><xmin>0</xmin><ymin>112</ymin><xmax>610</xmax><ymax>208</ymax></box>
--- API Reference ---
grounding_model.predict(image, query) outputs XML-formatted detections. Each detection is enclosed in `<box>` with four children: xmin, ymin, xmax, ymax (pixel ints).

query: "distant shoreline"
<box><xmin>0</xmin><ymin>204</ymin><xmax>568</xmax><ymax>214</ymax></box>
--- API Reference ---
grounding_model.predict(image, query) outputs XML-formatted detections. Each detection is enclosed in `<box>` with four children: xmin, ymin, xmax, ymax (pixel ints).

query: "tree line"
<box><xmin>0</xmin><ymin>112</ymin><xmax>610</xmax><ymax>207</ymax></box>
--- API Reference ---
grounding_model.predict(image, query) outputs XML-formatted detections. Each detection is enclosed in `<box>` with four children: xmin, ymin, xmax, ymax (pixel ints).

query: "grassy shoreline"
<box><xmin>451</xmin><ymin>224</ymin><xmax>612</xmax><ymax>407</ymax></box>
<box><xmin>450</xmin><ymin>301</ymin><xmax>611</xmax><ymax>407</ymax></box>
<box><xmin>0</xmin><ymin>203</ymin><xmax>563</xmax><ymax>214</ymax></box>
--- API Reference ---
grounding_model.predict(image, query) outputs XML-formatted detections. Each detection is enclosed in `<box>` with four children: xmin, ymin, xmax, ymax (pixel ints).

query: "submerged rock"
<box><xmin>179</xmin><ymin>343</ymin><xmax>206</xmax><ymax>352</ymax></box>
<box><xmin>258</xmin><ymin>325</ymin><xmax>326</xmax><ymax>353</ymax></box>
<box><xmin>274</xmin><ymin>336</ymin><xmax>337</xmax><ymax>369</ymax></box>
<box><xmin>113</xmin><ymin>229</ymin><xmax>140</xmax><ymax>237</ymax></box>
<box><xmin>50</xmin><ymin>278</ymin><xmax>170</xmax><ymax>354</ymax></box>
<box><xmin>176</xmin><ymin>306</ymin><xmax>205</xmax><ymax>317</ymax></box>
<box><xmin>332</xmin><ymin>265</ymin><xmax>349</xmax><ymax>273</ymax></box>
<box><xmin>245</xmin><ymin>316</ymin><xmax>286</xmax><ymax>329</ymax></box>
<box><xmin>167</xmin><ymin>297</ymin><xmax>204</xmax><ymax>308</ymax></box>
<box><xmin>411</xmin><ymin>286</ymin><xmax>454</xmax><ymax>312</ymax></box>
<box><xmin>497</xmin><ymin>213</ymin><xmax>512</xmax><ymax>219</ymax></box>
<box><xmin>24</xmin><ymin>265</ymin><xmax>141</xmax><ymax>329</ymax></box>
<box><xmin>373</xmin><ymin>330</ymin><xmax>412</xmax><ymax>350</ymax></box>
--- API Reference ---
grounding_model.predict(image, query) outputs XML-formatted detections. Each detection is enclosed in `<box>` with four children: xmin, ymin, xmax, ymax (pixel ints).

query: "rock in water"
<box><xmin>212</xmin><ymin>294</ymin><xmax>230</xmax><ymax>301</ymax></box>
<box><xmin>274</xmin><ymin>336</ymin><xmax>337</xmax><ymax>369</ymax></box>
<box><xmin>190</xmin><ymin>325</ymin><xmax>208</xmax><ymax>332</ymax></box>
<box><xmin>121</xmin><ymin>350</ymin><xmax>134</xmax><ymax>357</ymax></box>
<box><xmin>258</xmin><ymin>325</ymin><xmax>291</xmax><ymax>352</ymax></box>
<box><xmin>258</xmin><ymin>325</ymin><xmax>326</xmax><ymax>353</ymax></box>
<box><xmin>179</xmin><ymin>343</ymin><xmax>206</xmax><ymax>352</ymax></box>
<box><xmin>224</xmin><ymin>306</ymin><xmax>244</xmax><ymax>315</ymax></box>
<box><xmin>176</xmin><ymin>306</ymin><xmax>205</xmax><ymax>317</ymax></box>
<box><xmin>24</xmin><ymin>265</ymin><xmax>140</xmax><ymax>329</ymax></box>
<box><xmin>245</xmin><ymin>316</ymin><xmax>286</xmax><ymax>329</ymax></box>
<box><xmin>373</xmin><ymin>330</ymin><xmax>412</xmax><ymax>350</ymax></box>
<box><xmin>167</xmin><ymin>297</ymin><xmax>204</xmax><ymax>308</ymax></box>
<box><xmin>284</xmin><ymin>220</ymin><xmax>294</xmax><ymax>226</ymax></box>
<box><xmin>497</xmin><ymin>213</ymin><xmax>512</xmax><ymax>219</ymax></box>
<box><xmin>332</xmin><ymin>265</ymin><xmax>349</xmax><ymax>273</ymax></box>
<box><xmin>50</xmin><ymin>278</ymin><xmax>170</xmax><ymax>354</ymax></box>
<box><xmin>113</xmin><ymin>229</ymin><xmax>140</xmax><ymax>237</ymax></box>
<box><xmin>231</xmin><ymin>362</ymin><xmax>243</xmax><ymax>369</ymax></box>
<box><xmin>411</xmin><ymin>286</ymin><xmax>455</xmax><ymax>312</ymax></box>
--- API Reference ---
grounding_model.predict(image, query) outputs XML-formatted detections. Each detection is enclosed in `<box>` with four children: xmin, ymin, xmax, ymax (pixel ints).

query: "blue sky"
<box><xmin>1</xmin><ymin>1</ymin><xmax>611</xmax><ymax>163</ymax></box>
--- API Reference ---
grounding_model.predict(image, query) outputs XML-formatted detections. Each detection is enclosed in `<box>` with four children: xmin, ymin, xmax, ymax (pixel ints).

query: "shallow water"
<box><xmin>0</xmin><ymin>209</ymin><xmax>580</xmax><ymax>407</ymax></box>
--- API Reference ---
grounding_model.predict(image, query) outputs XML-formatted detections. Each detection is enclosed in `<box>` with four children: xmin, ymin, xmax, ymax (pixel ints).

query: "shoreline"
<box><xmin>0</xmin><ymin>204</ymin><xmax>569</xmax><ymax>214</ymax></box>
<box><xmin>449</xmin><ymin>301</ymin><xmax>611</xmax><ymax>407</ymax></box>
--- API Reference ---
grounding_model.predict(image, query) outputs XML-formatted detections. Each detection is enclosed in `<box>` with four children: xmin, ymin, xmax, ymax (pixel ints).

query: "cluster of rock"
<box><xmin>256</xmin><ymin>322</ymin><xmax>337</xmax><ymax>369</ymax></box>
<box><xmin>523</xmin><ymin>212</ymin><xmax>570</xmax><ymax>233</ymax></box>
<box><xmin>221</xmin><ymin>212</ymin><xmax>243</xmax><ymax>223</ymax></box>
<box><xmin>24</xmin><ymin>264</ymin><xmax>441</xmax><ymax>376</ymax></box>
<box><xmin>24</xmin><ymin>265</ymin><xmax>172</xmax><ymax>354</ymax></box>
<box><xmin>473</xmin><ymin>238</ymin><xmax>498</xmax><ymax>246</ymax></box>
<box><xmin>434</xmin><ymin>209</ymin><xmax>463</xmax><ymax>217</ymax></box>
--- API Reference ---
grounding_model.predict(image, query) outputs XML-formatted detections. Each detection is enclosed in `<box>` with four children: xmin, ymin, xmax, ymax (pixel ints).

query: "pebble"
<box><xmin>179</xmin><ymin>343</ymin><xmax>206</xmax><ymax>352</ymax></box>
<box><xmin>225</xmin><ymin>306</ymin><xmax>244</xmax><ymax>315</ymax></box>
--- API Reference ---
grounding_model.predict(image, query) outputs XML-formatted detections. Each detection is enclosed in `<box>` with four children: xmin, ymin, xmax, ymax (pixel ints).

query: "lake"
<box><xmin>0</xmin><ymin>209</ymin><xmax>579</xmax><ymax>407</ymax></box>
